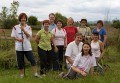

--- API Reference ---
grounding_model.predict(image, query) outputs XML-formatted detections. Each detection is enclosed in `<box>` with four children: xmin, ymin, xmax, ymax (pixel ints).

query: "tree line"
<box><xmin>0</xmin><ymin>1</ymin><xmax>120</xmax><ymax>29</ymax></box>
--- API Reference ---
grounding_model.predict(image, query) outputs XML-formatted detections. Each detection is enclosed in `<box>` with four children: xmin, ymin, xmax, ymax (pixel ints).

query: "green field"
<box><xmin>0</xmin><ymin>26</ymin><xmax>120</xmax><ymax>83</ymax></box>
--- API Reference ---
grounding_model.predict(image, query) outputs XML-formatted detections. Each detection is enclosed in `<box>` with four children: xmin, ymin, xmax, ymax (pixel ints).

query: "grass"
<box><xmin>0</xmin><ymin>26</ymin><xmax>120</xmax><ymax>83</ymax></box>
<box><xmin>0</xmin><ymin>60</ymin><xmax>120</xmax><ymax>83</ymax></box>
<box><xmin>0</xmin><ymin>45</ymin><xmax>120</xmax><ymax>83</ymax></box>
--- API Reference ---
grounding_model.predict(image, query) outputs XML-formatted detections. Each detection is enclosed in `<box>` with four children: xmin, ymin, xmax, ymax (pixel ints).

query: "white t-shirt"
<box><xmin>73</xmin><ymin>53</ymin><xmax>96</xmax><ymax>73</ymax></box>
<box><xmin>91</xmin><ymin>40</ymin><xmax>101</xmax><ymax>57</ymax></box>
<box><xmin>52</xmin><ymin>28</ymin><xmax>66</xmax><ymax>46</ymax></box>
<box><xmin>65</xmin><ymin>41</ymin><xmax>83</xmax><ymax>63</ymax></box>
<box><xmin>11</xmin><ymin>24</ymin><xmax>32</xmax><ymax>51</ymax></box>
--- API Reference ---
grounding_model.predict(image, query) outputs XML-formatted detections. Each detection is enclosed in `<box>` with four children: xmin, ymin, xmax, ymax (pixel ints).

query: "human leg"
<box><xmin>16</xmin><ymin>51</ymin><xmax>24</xmax><ymax>77</ymax></box>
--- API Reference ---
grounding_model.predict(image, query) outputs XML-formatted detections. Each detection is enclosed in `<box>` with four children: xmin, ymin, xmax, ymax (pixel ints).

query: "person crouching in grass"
<box><xmin>63</xmin><ymin>43</ymin><xmax>96</xmax><ymax>79</ymax></box>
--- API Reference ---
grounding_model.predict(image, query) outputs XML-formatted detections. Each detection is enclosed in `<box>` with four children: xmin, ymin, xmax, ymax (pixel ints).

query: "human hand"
<box><xmin>98</xmin><ymin>57</ymin><xmax>102</xmax><ymax>62</ymax></box>
<box><xmin>17</xmin><ymin>38</ymin><xmax>24</xmax><ymax>42</ymax></box>
<box><xmin>20</xmin><ymin>26</ymin><xmax>25</xmax><ymax>32</ymax></box>
<box><xmin>81</xmin><ymin>71</ymin><xmax>87</xmax><ymax>76</ymax></box>
<box><xmin>54</xmin><ymin>46</ymin><xmax>58</xmax><ymax>53</ymax></box>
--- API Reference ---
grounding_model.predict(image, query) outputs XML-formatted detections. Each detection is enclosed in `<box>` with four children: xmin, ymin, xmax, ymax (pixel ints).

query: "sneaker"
<box><xmin>58</xmin><ymin>72</ymin><xmax>66</xmax><ymax>77</ymax></box>
<box><xmin>20</xmin><ymin>74</ymin><xmax>24</xmax><ymax>78</ymax></box>
<box><xmin>42</xmin><ymin>74</ymin><xmax>46</xmax><ymax>77</ymax></box>
<box><xmin>34</xmin><ymin>73</ymin><xmax>42</xmax><ymax>78</ymax></box>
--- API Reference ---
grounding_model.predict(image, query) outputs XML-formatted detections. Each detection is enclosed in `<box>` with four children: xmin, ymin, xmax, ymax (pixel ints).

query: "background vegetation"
<box><xmin>0</xmin><ymin>1</ymin><xmax>120</xmax><ymax>83</ymax></box>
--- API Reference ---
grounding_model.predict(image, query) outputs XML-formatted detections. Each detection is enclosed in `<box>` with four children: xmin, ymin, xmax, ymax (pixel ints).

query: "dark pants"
<box><xmin>57</xmin><ymin>45</ymin><xmax>64</xmax><ymax>70</ymax></box>
<box><xmin>64</xmin><ymin>68</ymin><xmax>83</xmax><ymax>79</ymax></box>
<box><xmin>38</xmin><ymin>47</ymin><xmax>52</xmax><ymax>74</ymax></box>
<box><xmin>16</xmin><ymin>51</ymin><xmax>36</xmax><ymax>69</ymax></box>
<box><xmin>51</xmin><ymin>46</ymin><xmax>59</xmax><ymax>71</ymax></box>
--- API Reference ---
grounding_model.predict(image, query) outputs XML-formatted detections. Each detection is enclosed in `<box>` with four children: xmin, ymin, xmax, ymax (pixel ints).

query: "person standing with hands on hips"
<box><xmin>11</xmin><ymin>13</ymin><xmax>40</xmax><ymax>78</ymax></box>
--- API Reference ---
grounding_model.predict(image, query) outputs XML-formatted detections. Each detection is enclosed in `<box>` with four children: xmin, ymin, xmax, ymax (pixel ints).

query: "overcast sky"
<box><xmin>0</xmin><ymin>0</ymin><xmax>120</xmax><ymax>21</ymax></box>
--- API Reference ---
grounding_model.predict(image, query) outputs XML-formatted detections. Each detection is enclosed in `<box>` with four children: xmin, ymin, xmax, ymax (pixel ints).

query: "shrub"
<box><xmin>112</xmin><ymin>19</ymin><xmax>120</xmax><ymax>29</ymax></box>
<box><xmin>2</xmin><ymin>19</ymin><xmax>18</xmax><ymax>29</ymax></box>
<box><xmin>28</xmin><ymin>16</ymin><xmax>38</xmax><ymax>25</ymax></box>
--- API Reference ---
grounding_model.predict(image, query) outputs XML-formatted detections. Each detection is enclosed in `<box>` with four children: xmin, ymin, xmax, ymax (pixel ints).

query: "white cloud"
<box><xmin>0</xmin><ymin>0</ymin><xmax>120</xmax><ymax>21</ymax></box>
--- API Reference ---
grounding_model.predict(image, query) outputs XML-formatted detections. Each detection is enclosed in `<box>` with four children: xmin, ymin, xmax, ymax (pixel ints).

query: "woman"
<box><xmin>64</xmin><ymin>17</ymin><xmax>78</xmax><ymax>69</ymax></box>
<box><xmin>11</xmin><ymin>13</ymin><xmax>40</xmax><ymax>78</ymax></box>
<box><xmin>35</xmin><ymin>20</ymin><xmax>57</xmax><ymax>76</ymax></box>
<box><xmin>64</xmin><ymin>17</ymin><xmax>78</xmax><ymax>45</ymax></box>
<box><xmin>77</xmin><ymin>19</ymin><xmax>92</xmax><ymax>43</ymax></box>
<box><xmin>52</xmin><ymin>20</ymin><xmax>67</xmax><ymax>70</ymax></box>
<box><xmin>63</xmin><ymin>43</ymin><xmax>96</xmax><ymax>79</ymax></box>
<box><xmin>91</xmin><ymin>32</ymin><xmax>104</xmax><ymax>63</ymax></box>
<box><xmin>92</xmin><ymin>20</ymin><xmax>107</xmax><ymax>46</ymax></box>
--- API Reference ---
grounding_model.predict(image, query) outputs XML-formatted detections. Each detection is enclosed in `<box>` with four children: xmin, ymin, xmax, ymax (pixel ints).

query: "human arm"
<box><xmin>98</xmin><ymin>41</ymin><xmax>104</xmax><ymax>62</ymax></box>
<box><xmin>103</xmin><ymin>35</ymin><xmax>107</xmax><ymax>45</ymax></box>
<box><xmin>72</xmin><ymin>66</ymin><xmax>87</xmax><ymax>76</ymax></box>
<box><xmin>13</xmin><ymin>37</ymin><xmax>23</xmax><ymax>42</ymax></box>
<box><xmin>89</xmin><ymin>67</ymin><xmax>94</xmax><ymax>75</ymax></box>
<box><xmin>64</xmin><ymin>34</ymin><xmax>67</xmax><ymax>49</ymax></box>
<box><xmin>35</xmin><ymin>31</ymin><xmax>41</xmax><ymax>44</ymax></box>
<box><xmin>66</xmin><ymin>56</ymin><xmax>74</xmax><ymax>65</ymax></box>
<box><xmin>86</xmin><ymin>27</ymin><xmax>92</xmax><ymax>39</ymax></box>
<box><xmin>51</xmin><ymin>34</ymin><xmax>58</xmax><ymax>52</ymax></box>
<box><xmin>21</xmin><ymin>26</ymin><xmax>31</xmax><ymax>38</ymax></box>
<box><xmin>65</xmin><ymin>43</ymin><xmax>73</xmax><ymax>65</ymax></box>
<box><xmin>11</xmin><ymin>27</ymin><xmax>23</xmax><ymax>42</ymax></box>
<box><xmin>35</xmin><ymin>35</ymin><xmax>40</xmax><ymax>44</ymax></box>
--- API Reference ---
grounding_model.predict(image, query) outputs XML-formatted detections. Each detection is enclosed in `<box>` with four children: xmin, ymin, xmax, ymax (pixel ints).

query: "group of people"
<box><xmin>11</xmin><ymin>12</ymin><xmax>107</xmax><ymax>79</ymax></box>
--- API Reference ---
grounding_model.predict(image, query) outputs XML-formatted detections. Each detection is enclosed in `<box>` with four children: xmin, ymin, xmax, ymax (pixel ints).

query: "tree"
<box><xmin>0</xmin><ymin>1</ymin><xmax>19</xmax><ymax>28</ymax></box>
<box><xmin>0</xmin><ymin>7</ymin><xmax>8</xmax><ymax>21</ymax></box>
<box><xmin>9</xmin><ymin>1</ymin><xmax>19</xmax><ymax>19</ymax></box>
<box><xmin>55</xmin><ymin>12</ymin><xmax>67</xmax><ymax>27</ymax></box>
<box><xmin>28</xmin><ymin>16</ymin><xmax>38</xmax><ymax>25</ymax></box>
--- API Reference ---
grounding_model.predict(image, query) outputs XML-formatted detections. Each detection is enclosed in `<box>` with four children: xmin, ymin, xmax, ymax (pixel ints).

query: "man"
<box><xmin>41</xmin><ymin>13</ymin><xmax>57</xmax><ymax>31</ymax></box>
<box><xmin>65</xmin><ymin>33</ymin><xmax>83</xmax><ymax>68</ymax></box>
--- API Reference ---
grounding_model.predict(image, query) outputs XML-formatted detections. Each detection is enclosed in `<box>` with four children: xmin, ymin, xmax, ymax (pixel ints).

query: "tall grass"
<box><xmin>0</xmin><ymin>26</ymin><xmax>120</xmax><ymax>83</ymax></box>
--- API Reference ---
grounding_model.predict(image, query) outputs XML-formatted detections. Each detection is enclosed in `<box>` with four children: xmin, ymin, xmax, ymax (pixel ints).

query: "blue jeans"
<box><xmin>16</xmin><ymin>51</ymin><xmax>36</xmax><ymax>69</ymax></box>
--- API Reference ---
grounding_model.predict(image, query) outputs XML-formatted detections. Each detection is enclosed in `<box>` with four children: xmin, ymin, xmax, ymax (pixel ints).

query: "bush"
<box><xmin>112</xmin><ymin>19</ymin><xmax>120</xmax><ymax>29</ymax></box>
<box><xmin>28</xmin><ymin>16</ymin><xmax>38</xmax><ymax>25</ymax></box>
<box><xmin>30</xmin><ymin>25</ymin><xmax>41</xmax><ymax>30</ymax></box>
<box><xmin>2</xmin><ymin>19</ymin><xmax>18</xmax><ymax>29</ymax></box>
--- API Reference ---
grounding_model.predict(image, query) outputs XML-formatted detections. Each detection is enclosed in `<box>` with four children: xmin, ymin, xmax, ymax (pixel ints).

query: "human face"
<box><xmin>68</xmin><ymin>18</ymin><xmax>74</xmax><ymax>25</ymax></box>
<box><xmin>49</xmin><ymin>15</ymin><xmax>55</xmax><ymax>23</ymax></box>
<box><xmin>81</xmin><ymin>20</ymin><xmax>87</xmax><ymax>27</ymax></box>
<box><xmin>20</xmin><ymin>15</ymin><xmax>27</xmax><ymax>24</ymax></box>
<box><xmin>57</xmin><ymin>22</ymin><xmax>62</xmax><ymax>28</ymax></box>
<box><xmin>92</xmin><ymin>34</ymin><xmax>99</xmax><ymax>41</ymax></box>
<box><xmin>97</xmin><ymin>23</ymin><xmax>102</xmax><ymax>29</ymax></box>
<box><xmin>75</xmin><ymin>35</ymin><xmax>82</xmax><ymax>44</ymax></box>
<box><xmin>43</xmin><ymin>23</ymin><xmax>49</xmax><ymax>29</ymax></box>
<box><xmin>83</xmin><ymin>44</ymin><xmax>90</xmax><ymax>54</ymax></box>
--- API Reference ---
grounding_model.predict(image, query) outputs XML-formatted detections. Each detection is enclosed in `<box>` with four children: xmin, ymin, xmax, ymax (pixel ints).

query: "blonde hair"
<box><xmin>67</xmin><ymin>17</ymin><xmax>74</xmax><ymax>25</ymax></box>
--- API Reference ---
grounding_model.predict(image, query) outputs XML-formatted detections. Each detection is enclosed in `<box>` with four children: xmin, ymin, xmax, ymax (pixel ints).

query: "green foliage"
<box><xmin>0</xmin><ymin>7</ymin><xmax>8</xmax><ymax>21</ymax></box>
<box><xmin>30</xmin><ymin>25</ymin><xmax>41</xmax><ymax>30</ymax></box>
<box><xmin>2</xmin><ymin>18</ymin><xmax>18</xmax><ymax>29</ymax></box>
<box><xmin>74</xmin><ymin>21</ymin><xmax>80</xmax><ymax>26</ymax></box>
<box><xmin>9</xmin><ymin>1</ymin><xmax>19</xmax><ymax>19</ymax></box>
<box><xmin>28</xmin><ymin>16</ymin><xmax>38</xmax><ymax>25</ymax></box>
<box><xmin>112</xmin><ymin>19</ymin><xmax>120</xmax><ymax>29</ymax></box>
<box><xmin>0</xmin><ymin>1</ymin><xmax>19</xmax><ymax>28</ymax></box>
<box><xmin>55</xmin><ymin>12</ymin><xmax>67</xmax><ymax>27</ymax></box>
